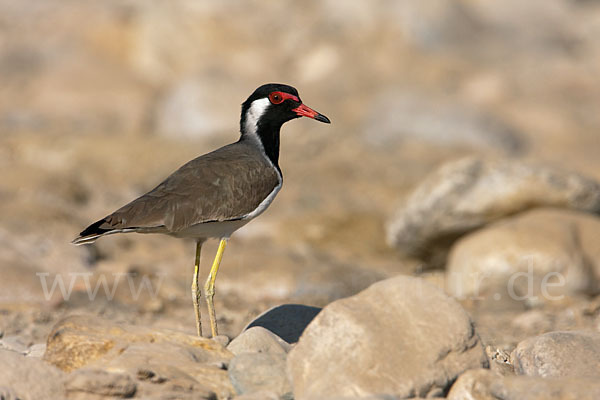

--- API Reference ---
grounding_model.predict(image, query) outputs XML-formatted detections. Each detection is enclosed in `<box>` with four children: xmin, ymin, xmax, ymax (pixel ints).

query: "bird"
<box><xmin>72</xmin><ymin>83</ymin><xmax>330</xmax><ymax>338</ymax></box>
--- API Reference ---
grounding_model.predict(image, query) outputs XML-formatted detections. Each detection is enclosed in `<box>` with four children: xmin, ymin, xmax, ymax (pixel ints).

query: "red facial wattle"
<box><xmin>268</xmin><ymin>90</ymin><xmax>331</xmax><ymax>124</ymax></box>
<box><xmin>269</xmin><ymin>91</ymin><xmax>300</xmax><ymax>104</ymax></box>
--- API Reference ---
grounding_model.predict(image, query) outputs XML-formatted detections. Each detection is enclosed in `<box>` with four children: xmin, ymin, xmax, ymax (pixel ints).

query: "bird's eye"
<box><xmin>269</xmin><ymin>92</ymin><xmax>284</xmax><ymax>104</ymax></box>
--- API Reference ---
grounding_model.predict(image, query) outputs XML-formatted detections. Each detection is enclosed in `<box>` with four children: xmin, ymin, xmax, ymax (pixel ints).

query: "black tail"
<box><xmin>72</xmin><ymin>218</ymin><xmax>114</xmax><ymax>245</ymax></box>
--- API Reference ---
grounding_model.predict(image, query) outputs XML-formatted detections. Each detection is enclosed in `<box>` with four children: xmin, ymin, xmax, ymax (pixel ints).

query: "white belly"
<box><xmin>170</xmin><ymin>218</ymin><xmax>251</xmax><ymax>240</ymax></box>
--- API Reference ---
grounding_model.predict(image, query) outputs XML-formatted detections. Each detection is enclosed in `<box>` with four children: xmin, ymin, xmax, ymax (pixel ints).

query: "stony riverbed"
<box><xmin>2</xmin><ymin>1</ymin><xmax>600</xmax><ymax>399</ymax></box>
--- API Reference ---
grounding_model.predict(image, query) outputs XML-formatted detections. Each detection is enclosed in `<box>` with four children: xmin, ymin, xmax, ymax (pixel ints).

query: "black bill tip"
<box><xmin>315</xmin><ymin>113</ymin><xmax>331</xmax><ymax>124</ymax></box>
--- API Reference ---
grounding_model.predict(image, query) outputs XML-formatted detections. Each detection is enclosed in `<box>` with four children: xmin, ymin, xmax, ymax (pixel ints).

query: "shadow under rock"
<box><xmin>243</xmin><ymin>304</ymin><xmax>322</xmax><ymax>344</ymax></box>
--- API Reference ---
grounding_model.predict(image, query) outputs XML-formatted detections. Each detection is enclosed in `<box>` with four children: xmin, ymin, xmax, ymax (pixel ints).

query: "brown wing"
<box><xmin>99</xmin><ymin>141</ymin><xmax>280</xmax><ymax>233</ymax></box>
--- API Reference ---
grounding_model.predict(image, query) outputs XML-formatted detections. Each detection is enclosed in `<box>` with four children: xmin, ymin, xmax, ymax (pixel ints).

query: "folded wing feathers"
<box><xmin>73</xmin><ymin>142</ymin><xmax>280</xmax><ymax>243</ymax></box>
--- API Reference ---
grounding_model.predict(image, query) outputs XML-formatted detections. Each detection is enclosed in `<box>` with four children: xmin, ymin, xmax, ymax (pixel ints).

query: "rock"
<box><xmin>386</xmin><ymin>158</ymin><xmax>600</xmax><ymax>266</ymax></box>
<box><xmin>44</xmin><ymin>314</ymin><xmax>232</xmax><ymax>371</ymax></box>
<box><xmin>243</xmin><ymin>304</ymin><xmax>322</xmax><ymax>344</ymax></box>
<box><xmin>390</xmin><ymin>2</ymin><xmax>484</xmax><ymax>52</ymax></box>
<box><xmin>64</xmin><ymin>368</ymin><xmax>137</xmax><ymax>398</ymax></box>
<box><xmin>223</xmin><ymin>243</ymin><xmax>385</xmax><ymax>314</ymax></box>
<box><xmin>43</xmin><ymin>315</ymin><xmax>235</xmax><ymax>399</ymax></box>
<box><xmin>364</xmin><ymin>90</ymin><xmax>524</xmax><ymax>153</ymax></box>
<box><xmin>512</xmin><ymin>331</ymin><xmax>600</xmax><ymax>379</ymax></box>
<box><xmin>0</xmin><ymin>335</ymin><xmax>30</xmax><ymax>354</ymax></box>
<box><xmin>232</xmin><ymin>390</ymin><xmax>284</xmax><ymax>400</ymax></box>
<box><xmin>212</xmin><ymin>334</ymin><xmax>230</xmax><ymax>347</ymax></box>
<box><xmin>26</xmin><ymin>343</ymin><xmax>47</xmax><ymax>358</ymax></box>
<box><xmin>287</xmin><ymin>275</ymin><xmax>488</xmax><ymax>399</ymax></box>
<box><xmin>446</xmin><ymin>208</ymin><xmax>600</xmax><ymax>303</ymax></box>
<box><xmin>0</xmin><ymin>259</ymin><xmax>66</xmax><ymax>305</ymax></box>
<box><xmin>228</xmin><ymin>352</ymin><xmax>291</xmax><ymax>397</ymax></box>
<box><xmin>0</xmin><ymin>348</ymin><xmax>66</xmax><ymax>400</ymax></box>
<box><xmin>154</xmin><ymin>78</ymin><xmax>234</xmax><ymax>140</ymax></box>
<box><xmin>448</xmin><ymin>368</ymin><xmax>600</xmax><ymax>400</ymax></box>
<box><xmin>227</xmin><ymin>326</ymin><xmax>290</xmax><ymax>356</ymax></box>
<box><xmin>485</xmin><ymin>346</ymin><xmax>514</xmax><ymax>376</ymax></box>
<box><xmin>105</xmin><ymin>341</ymin><xmax>233</xmax><ymax>398</ymax></box>
<box><xmin>310</xmin><ymin>397</ymin><xmax>405</xmax><ymax>400</ymax></box>
<box><xmin>447</xmin><ymin>369</ymin><xmax>500</xmax><ymax>400</ymax></box>
<box><xmin>0</xmin><ymin>387</ymin><xmax>18</xmax><ymax>400</ymax></box>
<box><xmin>511</xmin><ymin>310</ymin><xmax>553</xmax><ymax>335</ymax></box>
<box><xmin>394</xmin><ymin>0</ymin><xmax>578</xmax><ymax>58</ymax></box>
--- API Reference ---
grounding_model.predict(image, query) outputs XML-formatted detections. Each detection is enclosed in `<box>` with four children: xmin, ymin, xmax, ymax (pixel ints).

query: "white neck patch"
<box><xmin>244</xmin><ymin>98</ymin><xmax>271</xmax><ymax>137</ymax></box>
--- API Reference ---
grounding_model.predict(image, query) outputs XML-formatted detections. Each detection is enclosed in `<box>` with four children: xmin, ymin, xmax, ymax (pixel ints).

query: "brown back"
<box><xmin>99</xmin><ymin>141</ymin><xmax>281</xmax><ymax>232</ymax></box>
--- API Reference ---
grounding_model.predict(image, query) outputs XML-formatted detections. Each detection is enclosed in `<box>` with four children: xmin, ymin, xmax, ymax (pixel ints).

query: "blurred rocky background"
<box><xmin>2</xmin><ymin>0</ymin><xmax>600</xmax><ymax>399</ymax></box>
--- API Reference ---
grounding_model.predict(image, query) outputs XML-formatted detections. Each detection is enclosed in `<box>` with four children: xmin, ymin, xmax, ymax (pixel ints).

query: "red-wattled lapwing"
<box><xmin>72</xmin><ymin>83</ymin><xmax>330</xmax><ymax>338</ymax></box>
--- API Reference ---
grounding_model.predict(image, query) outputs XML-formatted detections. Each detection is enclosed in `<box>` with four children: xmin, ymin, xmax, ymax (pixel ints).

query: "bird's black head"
<box><xmin>239</xmin><ymin>83</ymin><xmax>330</xmax><ymax>166</ymax></box>
<box><xmin>240</xmin><ymin>83</ymin><xmax>330</xmax><ymax>137</ymax></box>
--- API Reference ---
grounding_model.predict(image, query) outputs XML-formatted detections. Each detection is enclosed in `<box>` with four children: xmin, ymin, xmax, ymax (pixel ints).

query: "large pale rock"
<box><xmin>0</xmin><ymin>349</ymin><xmax>66</xmax><ymax>400</ymax></box>
<box><xmin>448</xmin><ymin>368</ymin><xmax>600</xmax><ymax>400</ymax></box>
<box><xmin>512</xmin><ymin>331</ymin><xmax>600</xmax><ymax>379</ymax></box>
<box><xmin>447</xmin><ymin>208</ymin><xmax>600</xmax><ymax>302</ymax></box>
<box><xmin>386</xmin><ymin>158</ymin><xmax>600</xmax><ymax>265</ymax></box>
<box><xmin>43</xmin><ymin>315</ymin><xmax>235</xmax><ymax>399</ymax></box>
<box><xmin>287</xmin><ymin>275</ymin><xmax>488</xmax><ymax>399</ymax></box>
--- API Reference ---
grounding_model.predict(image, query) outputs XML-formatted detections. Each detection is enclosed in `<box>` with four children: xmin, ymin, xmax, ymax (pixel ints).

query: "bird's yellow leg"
<box><xmin>204</xmin><ymin>238</ymin><xmax>228</xmax><ymax>338</ymax></box>
<box><xmin>191</xmin><ymin>240</ymin><xmax>203</xmax><ymax>337</ymax></box>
